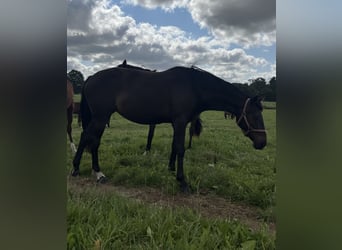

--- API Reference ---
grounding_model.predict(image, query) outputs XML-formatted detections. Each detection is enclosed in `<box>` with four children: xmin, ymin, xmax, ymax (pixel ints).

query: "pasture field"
<box><xmin>67</xmin><ymin>107</ymin><xmax>276</xmax><ymax>249</ymax></box>
<box><xmin>73</xmin><ymin>94</ymin><xmax>81</xmax><ymax>103</ymax></box>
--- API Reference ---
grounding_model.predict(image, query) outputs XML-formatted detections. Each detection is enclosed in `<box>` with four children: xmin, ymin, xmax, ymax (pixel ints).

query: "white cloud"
<box><xmin>188</xmin><ymin>0</ymin><xmax>276</xmax><ymax>48</ymax></box>
<box><xmin>122</xmin><ymin>0</ymin><xmax>276</xmax><ymax>48</ymax></box>
<box><xmin>67</xmin><ymin>0</ymin><xmax>275</xmax><ymax>82</ymax></box>
<box><xmin>123</xmin><ymin>0</ymin><xmax>189</xmax><ymax>11</ymax></box>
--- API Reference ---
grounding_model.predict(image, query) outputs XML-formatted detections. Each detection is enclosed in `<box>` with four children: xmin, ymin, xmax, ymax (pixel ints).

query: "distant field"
<box><xmin>74</xmin><ymin>94</ymin><xmax>276</xmax><ymax>109</ymax></box>
<box><xmin>263</xmin><ymin>101</ymin><xmax>276</xmax><ymax>109</ymax></box>
<box><xmin>73</xmin><ymin>94</ymin><xmax>81</xmax><ymax>102</ymax></box>
<box><xmin>67</xmin><ymin>105</ymin><xmax>276</xmax><ymax>249</ymax></box>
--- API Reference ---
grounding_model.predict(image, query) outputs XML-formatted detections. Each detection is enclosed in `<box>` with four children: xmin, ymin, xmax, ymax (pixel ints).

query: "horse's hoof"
<box><xmin>70</xmin><ymin>169</ymin><xmax>80</xmax><ymax>177</ymax></box>
<box><xmin>97</xmin><ymin>176</ymin><xmax>107</xmax><ymax>184</ymax></box>
<box><xmin>168</xmin><ymin>166</ymin><xmax>175</xmax><ymax>172</ymax></box>
<box><xmin>94</xmin><ymin>171</ymin><xmax>106</xmax><ymax>182</ymax></box>
<box><xmin>180</xmin><ymin>183</ymin><xmax>191</xmax><ymax>194</ymax></box>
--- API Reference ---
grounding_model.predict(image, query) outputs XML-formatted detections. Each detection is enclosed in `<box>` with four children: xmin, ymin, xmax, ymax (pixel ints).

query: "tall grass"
<box><xmin>67</xmin><ymin>184</ymin><xmax>275</xmax><ymax>249</ymax></box>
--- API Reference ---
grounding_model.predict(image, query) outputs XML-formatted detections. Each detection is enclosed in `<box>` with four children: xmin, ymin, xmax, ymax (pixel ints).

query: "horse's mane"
<box><xmin>118</xmin><ymin>59</ymin><xmax>156</xmax><ymax>72</ymax></box>
<box><xmin>189</xmin><ymin>65</ymin><xmax>248</xmax><ymax>99</ymax></box>
<box><xmin>190</xmin><ymin>65</ymin><xmax>227</xmax><ymax>82</ymax></box>
<box><xmin>191</xmin><ymin>65</ymin><xmax>209</xmax><ymax>73</ymax></box>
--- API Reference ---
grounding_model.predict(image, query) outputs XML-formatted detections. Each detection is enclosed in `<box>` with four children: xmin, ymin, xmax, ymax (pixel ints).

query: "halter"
<box><xmin>236</xmin><ymin>98</ymin><xmax>266</xmax><ymax>136</ymax></box>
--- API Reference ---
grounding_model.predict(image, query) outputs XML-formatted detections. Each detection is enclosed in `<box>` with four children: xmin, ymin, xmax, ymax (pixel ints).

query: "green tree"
<box><xmin>266</xmin><ymin>76</ymin><xmax>276</xmax><ymax>101</ymax></box>
<box><xmin>67</xmin><ymin>69</ymin><xmax>84</xmax><ymax>94</ymax></box>
<box><xmin>250</xmin><ymin>77</ymin><xmax>267</xmax><ymax>96</ymax></box>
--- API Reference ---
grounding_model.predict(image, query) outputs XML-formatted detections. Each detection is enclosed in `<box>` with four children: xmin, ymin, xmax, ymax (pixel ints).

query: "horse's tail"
<box><xmin>190</xmin><ymin>116</ymin><xmax>202</xmax><ymax>137</ymax></box>
<box><xmin>80</xmin><ymin>83</ymin><xmax>91</xmax><ymax>130</ymax></box>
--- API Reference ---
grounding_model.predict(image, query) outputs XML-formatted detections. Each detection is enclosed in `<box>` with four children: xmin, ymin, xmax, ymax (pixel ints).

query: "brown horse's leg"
<box><xmin>170</xmin><ymin>120</ymin><xmax>189</xmax><ymax>192</ymax></box>
<box><xmin>67</xmin><ymin>105</ymin><xmax>76</xmax><ymax>153</ymax></box>
<box><xmin>144</xmin><ymin>124</ymin><xmax>156</xmax><ymax>154</ymax></box>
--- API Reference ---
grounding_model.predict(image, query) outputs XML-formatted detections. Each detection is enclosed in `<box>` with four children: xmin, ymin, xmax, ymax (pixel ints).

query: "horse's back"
<box><xmin>83</xmin><ymin>67</ymin><xmax>198</xmax><ymax>124</ymax></box>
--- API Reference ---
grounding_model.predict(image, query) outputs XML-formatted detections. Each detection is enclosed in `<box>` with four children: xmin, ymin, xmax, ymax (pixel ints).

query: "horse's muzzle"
<box><xmin>253</xmin><ymin>141</ymin><xmax>266</xmax><ymax>150</ymax></box>
<box><xmin>251</xmin><ymin>133</ymin><xmax>267</xmax><ymax>150</ymax></box>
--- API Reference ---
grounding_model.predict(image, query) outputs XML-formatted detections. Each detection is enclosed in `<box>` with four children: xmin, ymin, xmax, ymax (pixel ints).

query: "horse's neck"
<box><xmin>197</xmin><ymin>78</ymin><xmax>246</xmax><ymax>116</ymax></box>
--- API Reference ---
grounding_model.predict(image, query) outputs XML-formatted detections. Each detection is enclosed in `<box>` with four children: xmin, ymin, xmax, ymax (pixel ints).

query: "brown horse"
<box><xmin>72</xmin><ymin>65</ymin><xmax>267</xmax><ymax>192</ymax></box>
<box><xmin>67</xmin><ymin>79</ymin><xmax>77</xmax><ymax>153</ymax></box>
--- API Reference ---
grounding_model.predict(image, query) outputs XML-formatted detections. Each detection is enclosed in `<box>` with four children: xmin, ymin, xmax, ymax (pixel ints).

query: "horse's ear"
<box><xmin>251</xmin><ymin>96</ymin><xmax>264</xmax><ymax>110</ymax></box>
<box><xmin>258</xmin><ymin>96</ymin><xmax>265</xmax><ymax>102</ymax></box>
<box><xmin>251</xmin><ymin>95</ymin><xmax>264</xmax><ymax>103</ymax></box>
<box><xmin>123</xmin><ymin>59</ymin><xmax>127</xmax><ymax>65</ymax></box>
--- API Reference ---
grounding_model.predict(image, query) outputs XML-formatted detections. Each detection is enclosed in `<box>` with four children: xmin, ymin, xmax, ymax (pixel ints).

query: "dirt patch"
<box><xmin>68</xmin><ymin>177</ymin><xmax>275</xmax><ymax>235</ymax></box>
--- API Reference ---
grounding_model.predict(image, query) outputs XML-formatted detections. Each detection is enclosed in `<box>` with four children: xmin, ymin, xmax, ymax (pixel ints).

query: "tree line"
<box><xmin>67</xmin><ymin>69</ymin><xmax>276</xmax><ymax>102</ymax></box>
<box><xmin>232</xmin><ymin>77</ymin><xmax>276</xmax><ymax>102</ymax></box>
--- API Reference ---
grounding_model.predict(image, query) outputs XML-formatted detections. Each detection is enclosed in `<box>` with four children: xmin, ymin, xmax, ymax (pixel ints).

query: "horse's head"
<box><xmin>236</xmin><ymin>96</ymin><xmax>267</xmax><ymax>150</ymax></box>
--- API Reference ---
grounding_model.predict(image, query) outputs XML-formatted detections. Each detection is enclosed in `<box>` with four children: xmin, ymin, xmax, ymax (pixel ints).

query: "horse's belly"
<box><xmin>116</xmin><ymin>95</ymin><xmax>171</xmax><ymax>124</ymax></box>
<box><xmin>119</xmin><ymin>113</ymin><xmax>170</xmax><ymax>125</ymax></box>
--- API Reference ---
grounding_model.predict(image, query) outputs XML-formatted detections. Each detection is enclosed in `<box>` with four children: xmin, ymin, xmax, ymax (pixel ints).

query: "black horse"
<box><xmin>72</xmin><ymin>65</ymin><xmax>266</xmax><ymax>192</ymax></box>
<box><xmin>118</xmin><ymin>60</ymin><xmax>203</xmax><ymax>152</ymax></box>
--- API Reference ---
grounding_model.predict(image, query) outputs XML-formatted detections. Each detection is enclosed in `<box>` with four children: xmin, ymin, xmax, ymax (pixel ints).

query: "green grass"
<box><xmin>67</xmin><ymin>184</ymin><xmax>274</xmax><ymax>249</ymax></box>
<box><xmin>263</xmin><ymin>102</ymin><xmax>276</xmax><ymax>109</ymax></box>
<box><xmin>67</xmin><ymin>109</ymin><xmax>275</xmax><ymax>208</ymax></box>
<box><xmin>67</xmin><ymin>106</ymin><xmax>276</xmax><ymax>249</ymax></box>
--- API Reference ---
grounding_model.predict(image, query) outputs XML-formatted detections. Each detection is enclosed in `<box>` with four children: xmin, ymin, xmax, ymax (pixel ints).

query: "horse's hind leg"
<box><xmin>170</xmin><ymin>120</ymin><xmax>189</xmax><ymax>192</ymax></box>
<box><xmin>72</xmin><ymin>116</ymin><xmax>108</xmax><ymax>182</ymax></box>
<box><xmin>87</xmin><ymin>118</ymin><xmax>108</xmax><ymax>182</ymax></box>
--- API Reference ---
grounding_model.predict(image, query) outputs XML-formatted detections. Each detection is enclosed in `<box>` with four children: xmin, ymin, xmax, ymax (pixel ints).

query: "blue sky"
<box><xmin>120</xmin><ymin>1</ymin><xmax>275</xmax><ymax>63</ymax></box>
<box><xmin>120</xmin><ymin>4</ymin><xmax>209</xmax><ymax>39</ymax></box>
<box><xmin>67</xmin><ymin>0</ymin><xmax>276</xmax><ymax>83</ymax></box>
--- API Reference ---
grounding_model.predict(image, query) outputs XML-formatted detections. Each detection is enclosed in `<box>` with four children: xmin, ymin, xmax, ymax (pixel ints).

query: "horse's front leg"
<box><xmin>144</xmin><ymin>124</ymin><xmax>156</xmax><ymax>155</ymax></box>
<box><xmin>171</xmin><ymin>121</ymin><xmax>189</xmax><ymax>192</ymax></box>
<box><xmin>72</xmin><ymin>131</ymin><xmax>87</xmax><ymax>176</ymax></box>
<box><xmin>188</xmin><ymin>124</ymin><xmax>194</xmax><ymax>149</ymax></box>
<box><xmin>168</xmin><ymin>139</ymin><xmax>177</xmax><ymax>171</ymax></box>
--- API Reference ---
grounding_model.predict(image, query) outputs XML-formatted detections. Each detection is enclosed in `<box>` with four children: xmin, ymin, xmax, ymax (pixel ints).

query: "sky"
<box><xmin>67</xmin><ymin>0</ymin><xmax>276</xmax><ymax>83</ymax></box>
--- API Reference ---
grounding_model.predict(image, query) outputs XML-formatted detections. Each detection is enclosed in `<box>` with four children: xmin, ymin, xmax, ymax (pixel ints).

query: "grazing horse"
<box><xmin>66</xmin><ymin>79</ymin><xmax>77</xmax><ymax>153</ymax></box>
<box><xmin>72</xmin><ymin>66</ymin><xmax>267</xmax><ymax>191</ymax></box>
<box><xmin>118</xmin><ymin>60</ymin><xmax>202</xmax><ymax>152</ymax></box>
